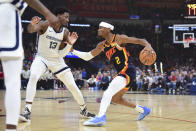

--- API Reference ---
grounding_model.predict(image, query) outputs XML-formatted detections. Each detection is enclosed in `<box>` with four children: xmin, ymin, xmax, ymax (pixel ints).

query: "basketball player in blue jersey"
<box><xmin>19</xmin><ymin>8</ymin><xmax>95</xmax><ymax>123</ymax></box>
<box><xmin>72</xmin><ymin>22</ymin><xmax>154</xmax><ymax>126</ymax></box>
<box><xmin>0</xmin><ymin>0</ymin><xmax>60</xmax><ymax>131</ymax></box>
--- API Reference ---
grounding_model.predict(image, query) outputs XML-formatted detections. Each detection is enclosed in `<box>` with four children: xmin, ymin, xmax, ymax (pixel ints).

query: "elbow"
<box><xmin>140</xmin><ymin>39</ymin><xmax>147</xmax><ymax>43</ymax></box>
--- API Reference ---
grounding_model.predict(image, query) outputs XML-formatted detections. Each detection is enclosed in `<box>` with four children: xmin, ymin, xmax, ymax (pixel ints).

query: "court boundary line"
<box><xmin>109</xmin><ymin>111</ymin><xmax>196</xmax><ymax>124</ymax></box>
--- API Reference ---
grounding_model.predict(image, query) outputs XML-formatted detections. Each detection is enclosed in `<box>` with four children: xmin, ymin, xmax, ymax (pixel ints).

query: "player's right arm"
<box><xmin>24</xmin><ymin>0</ymin><xmax>60</xmax><ymax>31</ymax></box>
<box><xmin>27</xmin><ymin>16</ymin><xmax>48</xmax><ymax>35</ymax></box>
<box><xmin>71</xmin><ymin>41</ymin><xmax>104</xmax><ymax>61</ymax></box>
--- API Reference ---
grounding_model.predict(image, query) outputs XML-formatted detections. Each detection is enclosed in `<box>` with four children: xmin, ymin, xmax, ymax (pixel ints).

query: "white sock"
<box><xmin>98</xmin><ymin>76</ymin><xmax>127</xmax><ymax>117</ymax></box>
<box><xmin>25</xmin><ymin>104</ymin><xmax>32</xmax><ymax>112</ymax></box>
<box><xmin>135</xmin><ymin>104</ymin><xmax>144</xmax><ymax>113</ymax></box>
<box><xmin>80</xmin><ymin>104</ymin><xmax>86</xmax><ymax>110</ymax></box>
<box><xmin>6</xmin><ymin>129</ymin><xmax>16</xmax><ymax>131</ymax></box>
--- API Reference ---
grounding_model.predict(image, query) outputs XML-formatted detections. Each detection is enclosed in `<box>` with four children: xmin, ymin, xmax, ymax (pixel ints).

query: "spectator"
<box><xmin>151</xmin><ymin>77</ymin><xmax>165</xmax><ymax>93</ymax></box>
<box><xmin>87</xmin><ymin>74</ymin><xmax>96</xmax><ymax>90</ymax></box>
<box><xmin>96</xmin><ymin>71</ymin><xmax>102</xmax><ymax>89</ymax></box>
<box><xmin>168</xmin><ymin>71</ymin><xmax>178</xmax><ymax>93</ymax></box>
<box><xmin>82</xmin><ymin>69</ymin><xmax>87</xmax><ymax>79</ymax></box>
<box><xmin>21</xmin><ymin>66</ymin><xmax>30</xmax><ymax>89</ymax></box>
<box><xmin>100</xmin><ymin>72</ymin><xmax>110</xmax><ymax>90</ymax></box>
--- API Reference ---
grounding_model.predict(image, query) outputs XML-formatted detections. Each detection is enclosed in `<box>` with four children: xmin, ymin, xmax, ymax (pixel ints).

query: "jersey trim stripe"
<box><xmin>11</xmin><ymin>0</ymin><xmax>20</xmax><ymax>5</ymax></box>
<box><xmin>104</xmin><ymin>34</ymin><xmax>116</xmax><ymax>47</ymax></box>
<box><xmin>35</xmin><ymin>34</ymin><xmax>39</xmax><ymax>52</ymax></box>
<box><xmin>11</xmin><ymin>0</ymin><xmax>24</xmax><ymax>11</ymax></box>
<box><xmin>114</xmin><ymin>42</ymin><xmax>123</xmax><ymax>50</ymax></box>
<box><xmin>18</xmin><ymin>1</ymin><xmax>24</xmax><ymax>10</ymax></box>
<box><xmin>54</xmin><ymin>66</ymin><xmax>69</xmax><ymax>75</ymax></box>
<box><xmin>119</xmin><ymin>48</ymin><xmax>130</xmax><ymax>85</ymax></box>
<box><xmin>0</xmin><ymin>11</ymin><xmax>20</xmax><ymax>51</ymax></box>
<box><xmin>40</xmin><ymin>60</ymin><xmax>48</xmax><ymax>68</ymax></box>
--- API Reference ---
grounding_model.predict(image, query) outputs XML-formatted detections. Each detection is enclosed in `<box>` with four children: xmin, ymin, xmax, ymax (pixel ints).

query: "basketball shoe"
<box><xmin>83</xmin><ymin>114</ymin><xmax>106</xmax><ymax>126</ymax></box>
<box><xmin>137</xmin><ymin>106</ymin><xmax>151</xmax><ymax>121</ymax></box>
<box><xmin>80</xmin><ymin>107</ymin><xmax>95</xmax><ymax>118</ymax></box>
<box><xmin>19</xmin><ymin>107</ymin><xmax>31</xmax><ymax>122</ymax></box>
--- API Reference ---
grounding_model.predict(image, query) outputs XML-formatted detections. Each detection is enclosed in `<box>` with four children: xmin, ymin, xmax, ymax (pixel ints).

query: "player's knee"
<box><xmin>29</xmin><ymin>73</ymin><xmax>39</xmax><ymax>82</ymax></box>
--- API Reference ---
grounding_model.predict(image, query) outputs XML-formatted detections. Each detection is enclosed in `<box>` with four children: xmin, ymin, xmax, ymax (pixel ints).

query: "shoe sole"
<box><xmin>83</xmin><ymin>122</ymin><xmax>106</xmax><ymax>127</ymax></box>
<box><xmin>19</xmin><ymin>115</ymin><xmax>31</xmax><ymax>122</ymax></box>
<box><xmin>80</xmin><ymin>114</ymin><xmax>95</xmax><ymax>119</ymax></box>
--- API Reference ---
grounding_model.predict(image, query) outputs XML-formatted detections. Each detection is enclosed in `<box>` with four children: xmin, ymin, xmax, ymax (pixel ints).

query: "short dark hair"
<box><xmin>54</xmin><ymin>7</ymin><xmax>70</xmax><ymax>16</ymax></box>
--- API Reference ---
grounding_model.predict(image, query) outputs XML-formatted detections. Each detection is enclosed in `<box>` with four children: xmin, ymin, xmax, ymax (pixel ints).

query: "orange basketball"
<box><xmin>139</xmin><ymin>49</ymin><xmax>156</xmax><ymax>65</ymax></box>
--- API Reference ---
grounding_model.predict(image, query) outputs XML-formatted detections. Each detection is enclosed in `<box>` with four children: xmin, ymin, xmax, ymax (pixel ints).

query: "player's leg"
<box><xmin>55</xmin><ymin>69</ymin><xmax>95</xmax><ymax>118</ymax></box>
<box><xmin>112</xmin><ymin>89</ymin><xmax>136</xmax><ymax>108</ymax></box>
<box><xmin>19</xmin><ymin>56</ymin><xmax>47</xmax><ymax>122</ymax></box>
<box><xmin>83</xmin><ymin>75</ymin><xmax>150</xmax><ymax>126</ymax></box>
<box><xmin>111</xmin><ymin>89</ymin><xmax>150</xmax><ymax>120</ymax></box>
<box><xmin>83</xmin><ymin>76</ymin><xmax>127</xmax><ymax>126</ymax></box>
<box><xmin>1</xmin><ymin>58</ymin><xmax>23</xmax><ymax>131</ymax></box>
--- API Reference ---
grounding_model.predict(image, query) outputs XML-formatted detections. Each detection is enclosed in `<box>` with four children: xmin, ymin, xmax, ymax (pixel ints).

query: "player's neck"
<box><xmin>104</xmin><ymin>33</ymin><xmax>114</xmax><ymax>43</ymax></box>
<box><xmin>53</xmin><ymin>26</ymin><xmax>63</xmax><ymax>33</ymax></box>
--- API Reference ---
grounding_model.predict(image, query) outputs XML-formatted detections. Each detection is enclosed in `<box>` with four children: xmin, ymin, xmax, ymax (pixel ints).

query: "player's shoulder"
<box><xmin>116</xmin><ymin>34</ymin><xmax>127</xmax><ymax>39</ymax></box>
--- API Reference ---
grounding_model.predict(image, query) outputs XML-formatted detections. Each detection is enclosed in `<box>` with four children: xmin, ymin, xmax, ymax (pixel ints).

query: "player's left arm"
<box><xmin>117</xmin><ymin>34</ymin><xmax>153</xmax><ymax>51</ymax></box>
<box><xmin>58</xmin><ymin>31</ymin><xmax>78</xmax><ymax>57</ymax></box>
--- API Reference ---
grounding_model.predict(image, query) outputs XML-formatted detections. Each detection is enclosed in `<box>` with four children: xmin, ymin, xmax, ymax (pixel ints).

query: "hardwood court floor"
<box><xmin>0</xmin><ymin>90</ymin><xmax>196</xmax><ymax>131</ymax></box>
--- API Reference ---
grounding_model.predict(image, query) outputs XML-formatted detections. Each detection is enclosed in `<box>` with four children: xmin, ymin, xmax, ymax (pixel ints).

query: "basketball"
<box><xmin>139</xmin><ymin>49</ymin><xmax>156</xmax><ymax>65</ymax></box>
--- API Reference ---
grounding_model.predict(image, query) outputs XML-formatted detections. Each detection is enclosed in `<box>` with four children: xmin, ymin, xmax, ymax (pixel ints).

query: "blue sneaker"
<box><xmin>137</xmin><ymin>106</ymin><xmax>151</xmax><ymax>121</ymax></box>
<box><xmin>83</xmin><ymin>114</ymin><xmax>106</xmax><ymax>126</ymax></box>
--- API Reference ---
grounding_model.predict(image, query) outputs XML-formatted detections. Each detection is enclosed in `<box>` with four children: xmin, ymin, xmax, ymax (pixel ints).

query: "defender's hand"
<box><xmin>67</xmin><ymin>32</ymin><xmax>78</xmax><ymax>45</ymax></box>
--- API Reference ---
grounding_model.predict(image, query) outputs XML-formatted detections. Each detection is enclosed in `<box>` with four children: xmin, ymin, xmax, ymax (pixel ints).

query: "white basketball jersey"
<box><xmin>0</xmin><ymin>2</ymin><xmax>25</xmax><ymax>58</ymax></box>
<box><xmin>37</xmin><ymin>26</ymin><xmax>65</xmax><ymax>58</ymax></box>
<box><xmin>1</xmin><ymin>0</ymin><xmax>27</xmax><ymax>12</ymax></box>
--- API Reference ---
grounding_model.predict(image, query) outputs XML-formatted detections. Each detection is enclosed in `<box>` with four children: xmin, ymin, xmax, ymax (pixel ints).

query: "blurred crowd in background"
<box><xmin>0</xmin><ymin>0</ymin><xmax>196</xmax><ymax>93</ymax></box>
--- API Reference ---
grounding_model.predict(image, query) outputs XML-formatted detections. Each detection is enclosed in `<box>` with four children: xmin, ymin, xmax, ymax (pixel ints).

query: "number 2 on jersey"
<box><xmin>115</xmin><ymin>57</ymin><xmax>121</xmax><ymax>64</ymax></box>
<box><xmin>49</xmin><ymin>41</ymin><xmax>57</xmax><ymax>49</ymax></box>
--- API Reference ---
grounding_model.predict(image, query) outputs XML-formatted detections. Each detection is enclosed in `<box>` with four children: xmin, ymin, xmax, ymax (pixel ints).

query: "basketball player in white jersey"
<box><xmin>0</xmin><ymin>0</ymin><xmax>60</xmax><ymax>131</ymax></box>
<box><xmin>19</xmin><ymin>8</ymin><xmax>95</xmax><ymax>122</ymax></box>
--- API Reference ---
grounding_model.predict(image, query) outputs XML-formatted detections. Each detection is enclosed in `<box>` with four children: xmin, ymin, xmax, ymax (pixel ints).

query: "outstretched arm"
<box><xmin>24</xmin><ymin>0</ymin><xmax>60</xmax><ymax>30</ymax></box>
<box><xmin>27</xmin><ymin>16</ymin><xmax>48</xmax><ymax>34</ymax></box>
<box><xmin>72</xmin><ymin>41</ymin><xmax>104</xmax><ymax>61</ymax></box>
<box><xmin>117</xmin><ymin>34</ymin><xmax>153</xmax><ymax>50</ymax></box>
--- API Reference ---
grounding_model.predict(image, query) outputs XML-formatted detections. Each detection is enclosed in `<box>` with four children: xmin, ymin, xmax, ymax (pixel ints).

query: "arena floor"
<box><xmin>0</xmin><ymin>90</ymin><xmax>196</xmax><ymax>131</ymax></box>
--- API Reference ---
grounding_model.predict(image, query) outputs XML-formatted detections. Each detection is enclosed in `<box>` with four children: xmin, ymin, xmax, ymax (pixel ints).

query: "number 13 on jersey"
<box><xmin>49</xmin><ymin>41</ymin><xmax>57</xmax><ymax>49</ymax></box>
